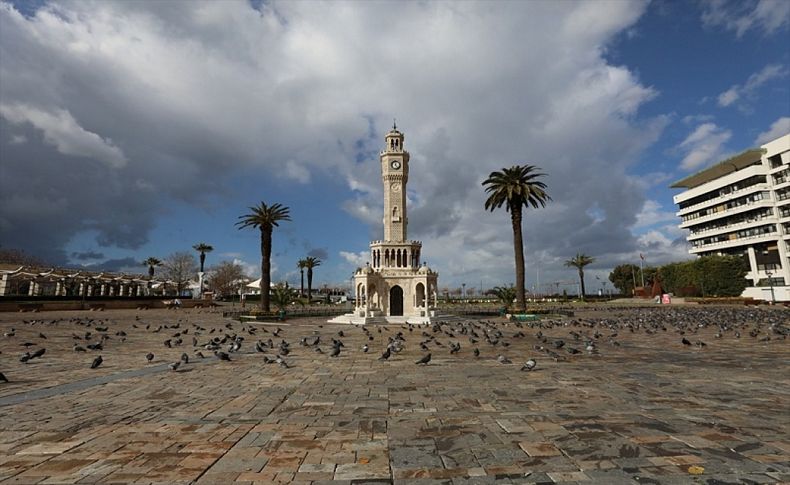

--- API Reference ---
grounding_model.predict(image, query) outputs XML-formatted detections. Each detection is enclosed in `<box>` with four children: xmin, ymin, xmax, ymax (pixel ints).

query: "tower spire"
<box><xmin>392</xmin><ymin>118</ymin><xmax>397</xmax><ymax>130</ymax></box>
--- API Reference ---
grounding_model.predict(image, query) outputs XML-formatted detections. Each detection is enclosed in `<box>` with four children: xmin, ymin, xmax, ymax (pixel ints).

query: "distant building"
<box><xmin>0</xmin><ymin>263</ymin><xmax>174</xmax><ymax>297</ymax></box>
<box><xmin>671</xmin><ymin>134</ymin><xmax>790</xmax><ymax>301</ymax></box>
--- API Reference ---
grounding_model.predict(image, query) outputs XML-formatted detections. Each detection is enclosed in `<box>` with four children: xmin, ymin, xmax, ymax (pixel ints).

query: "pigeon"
<box><xmin>378</xmin><ymin>348</ymin><xmax>391</xmax><ymax>361</ymax></box>
<box><xmin>215</xmin><ymin>351</ymin><xmax>231</xmax><ymax>361</ymax></box>
<box><xmin>181</xmin><ymin>353</ymin><xmax>189</xmax><ymax>363</ymax></box>
<box><xmin>91</xmin><ymin>355</ymin><xmax>103</xmax><ymax>369</ymax></box>
<box><xmin>681</xmin><ymin>338</ymin><xmax>692</xmax><ymax>346</ymax></box>
<box><xmin>38</xmin><ymin>333</ymin><xmax>47</xmax><ymax>339</ymax></box>
<box><xmin>330</xmin><ymin>345</ymin><xmax>341</xmax><ymax>357</ymax></box>
<box><xmin>168</xmin><ymin>361</ymin><xmax>181</xmax><ymax>372</ymax></box>
<box><xmin>521</xmin><ymin>359</ymin><xmax>537</xmax><ymax>371</ymax></box>
<box><xmin>0</xmin><ymin>371</ymin><xmax>7</xmax><ymax>383</ymax></box>
<box><xmin>146</xmin><ymin>352</ymin><xmax>154</xmax><ymax>363</ymax></box>
<box><xmin>21</xmin><ymin>342</ymin><xmax>35</xmax><ymax>347</ymax></box>
<box><xmin>362</xmin><ymin>344</ymin><xmax>369</xmax><ymax>353</ymax></box>
<box><xmin>497</xmin><ymin>355</ymin><xmax>512</xmax><ymax>364</ymax></box>
<box><xmin>164</xmin><ymin>339</ymin><xmax>172</xmax><ymax>348</ymax></box>
<box><xmin>415</xmin><ymin>353</ymin><xmax>432</xmax><ymax>365</ymax></box>
<box><xmin>473</xmin><ymin>348</ymin><xmax>480</xmax><ymax>357</ymax></box>
<box><xmin>195</xmin><ymin>351</ymin><xmax>205</xmax><ymax>359</ymax></box>
<box><xmin>73</xmin><ymin>345</ymin><xmax>86</xmax><ymax>352</ymax></box>
<box><xmin>30</xmin><ymin>348</ymin><xmax>46</xmax><ymax>359</ymax></box>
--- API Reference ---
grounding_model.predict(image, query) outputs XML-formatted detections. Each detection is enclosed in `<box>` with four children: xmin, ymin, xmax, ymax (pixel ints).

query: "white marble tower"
<box><xmin>331</xmin><ymin>124</ymin><xmax>439</xmax><ymax>324</ymax></box>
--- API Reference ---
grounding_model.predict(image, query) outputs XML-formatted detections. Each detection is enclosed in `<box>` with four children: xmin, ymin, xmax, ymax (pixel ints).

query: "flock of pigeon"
<box><xmin>0</xmin><ymin>305</ymin><xmax>786</xmax><ymax>385</ymax></box>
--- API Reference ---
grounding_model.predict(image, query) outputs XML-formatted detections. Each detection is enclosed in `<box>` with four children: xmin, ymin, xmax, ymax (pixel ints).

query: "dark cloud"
<box><xmin>307</xmin><ymin>248</ymin><xmax>329</xmax><ymax>261</ymax></box>
<box><xmin>79</xmin><ymin>257</ymin><xmax>141</xmax><ymax>273</ymax></box>
<box><xmin>71</xmin><ymin>250</ymin><xmax>104</xmax><ymax>261</ymax></box>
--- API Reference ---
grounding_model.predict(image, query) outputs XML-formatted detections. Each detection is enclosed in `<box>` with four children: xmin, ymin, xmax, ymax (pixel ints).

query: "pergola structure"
<box><xmin>0</xmin><ymin>264</ymin><xmax>174</xmax><ymax>297</ymax></box>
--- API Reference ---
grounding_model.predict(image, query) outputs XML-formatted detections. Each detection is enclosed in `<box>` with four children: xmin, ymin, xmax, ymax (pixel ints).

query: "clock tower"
<box><xmin>330</xmin><ymin>123</ymin><xmax>439</xmax><ymax>324</ymax></box>
<box><xmin>381</xmin><ymin>125</ymin><xmax>409</xmax><ymax>242</ymax></box>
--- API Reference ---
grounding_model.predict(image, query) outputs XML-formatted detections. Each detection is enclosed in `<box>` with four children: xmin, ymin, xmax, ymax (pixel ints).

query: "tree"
<box><xmin>483</xmin><ymin>165</ymin><xmax>551</xmax><ymax>311</ymax></box>
<box><xmin>492</xmin><ymin>286</ymin><xmax>517</xmax><ymax>312</ymax></box>
<box><xmin>270</xmin><ymin>284</ymin><xmax>299</xmax><ymax>313</ymax></box>
<box><xmin>564</xmin><ymin>252</ymin><xmax>595</xmax><ymax>300</ymax></box>
<box><xmin>297</xmin><ymin>258</ymin><xmax>308</xmax><ymax>297</ymax></box>
<box><xmin>0</xmin><ymin>247</ymin><xmax>47</xmax><ymax>266</ymax></box>
<box><xmin>236</xmin><ymin>202</ymin><xmax>291</xmax><ymax>312</ymax></box>
<box><xmin>162</xmin><ymin>252</ymin><xmax>198</xmax><ymax>295</ymax></box>
<box><xmin>142</xmin><ymin>257</ymin><xmax>162</xmax><ymax>278</ymax></box>
<box><xmin>206</xmin><ymin>261</ymin><xmax>246</xmax><ymax>298</ymax></box>
<box><xmin>608</xmin><ymin>264</ymin><xmax>640</xmax><ymax>295</ymax></box>
<box><xmin>192</xmin><ymin>243</ymin><xmax>214</xmax><ymax>273</ymax></box>
<box><xmin>303</xmin><ymin>256</ymin><xmax>321</xmax><ymax>301</ymax></box>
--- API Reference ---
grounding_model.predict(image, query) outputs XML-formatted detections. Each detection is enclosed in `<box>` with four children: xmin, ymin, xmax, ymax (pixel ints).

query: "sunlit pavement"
<box><xmin>0</xmin><ymin>307</ymin><xmax>787</xmax><ymax>484</ymax></box>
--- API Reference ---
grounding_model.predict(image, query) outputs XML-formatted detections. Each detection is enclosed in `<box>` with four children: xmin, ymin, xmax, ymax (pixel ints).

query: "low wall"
<box><xmin>742</xmin><ymin>286</ymin><xmax>790</xmax><ymax>303</ymax></box>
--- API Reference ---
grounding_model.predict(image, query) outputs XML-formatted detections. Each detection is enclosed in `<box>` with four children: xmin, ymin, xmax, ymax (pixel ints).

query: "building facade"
<box><xmin>331</xmin><ymin>126</ymin><xmax>439</xmax><ymax>324</ymax></box>
<box><xmin>671</xmin><ymin>133</ymin><xmax>790</xmax><ymax>301</ymax></box>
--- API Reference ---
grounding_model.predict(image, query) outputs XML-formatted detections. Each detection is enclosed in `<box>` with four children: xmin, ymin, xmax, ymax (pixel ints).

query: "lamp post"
<box><xmin>766</xmin><ymin>270</ymin><xmax>776</xmax><ymax>304</ymax></box>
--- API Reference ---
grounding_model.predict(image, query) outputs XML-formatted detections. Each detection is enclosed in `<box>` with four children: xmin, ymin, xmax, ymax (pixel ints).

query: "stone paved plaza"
<box><xmin>0</xmin><ymin>306</ymin><xmax>788</xmax><ymax>484</ymax></box>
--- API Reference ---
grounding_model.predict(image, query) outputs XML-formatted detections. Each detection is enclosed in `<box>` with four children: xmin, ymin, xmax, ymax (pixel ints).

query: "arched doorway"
<box><xmin>389</xmin><ymin>285</ymin><xmax>403</xmax><ymax>316</ymax></box>
<box><xmin>415</xmin><ymin>283</ymin><xmax>425</xmax><ymax>308</ymax></box>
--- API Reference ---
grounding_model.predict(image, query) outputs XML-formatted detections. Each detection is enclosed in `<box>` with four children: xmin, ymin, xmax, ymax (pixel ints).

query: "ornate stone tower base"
<box><xmin>329</xmin><ymin>125</ymin><xmax>440</xmax><ymax>325</ymax></box>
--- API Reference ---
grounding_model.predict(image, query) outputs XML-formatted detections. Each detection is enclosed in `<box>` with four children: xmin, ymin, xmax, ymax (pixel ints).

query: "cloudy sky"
<box><xmin>1</xmin><ymin>0</ymin><xmax>788</xmax><ymax>294</ymax></box>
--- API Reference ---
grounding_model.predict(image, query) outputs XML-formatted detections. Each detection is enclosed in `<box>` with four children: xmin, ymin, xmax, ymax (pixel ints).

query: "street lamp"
<box><xmin>766</xmin><ymin>270</ymin><xmax>776</xmax><ymax>304</ymax></box>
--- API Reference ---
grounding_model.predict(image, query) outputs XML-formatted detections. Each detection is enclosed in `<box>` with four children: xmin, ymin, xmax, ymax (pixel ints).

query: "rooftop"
<box><xmin>670</xmin><ymin>148</ymin><xmax>765</xmax><ymax>189</ymax></box>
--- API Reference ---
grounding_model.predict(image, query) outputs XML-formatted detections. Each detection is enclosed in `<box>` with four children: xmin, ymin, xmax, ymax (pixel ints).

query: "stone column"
<box><xmin>747</xmin><ymin>247</ymin><xmax>759</xmax><ymax>285</ymax></box>
<box><xmin>100</xmin><ymin>284</ymin><xmax>107</xmax><ymax>296</ymax></box>
<box><xmin>28</xmin><ymin>281</ymin><xmax>36</xmax><ymax>296</ymax></box>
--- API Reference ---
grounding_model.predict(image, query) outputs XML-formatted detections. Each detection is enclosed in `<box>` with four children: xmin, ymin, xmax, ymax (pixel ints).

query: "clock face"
<box><xmin>390</xmin><ymin>182</ymin><xmax>401</xmax><ymax>192</ymax></box>
<box><xmin>391</xmin><ymin>160</ymin><xmax>401</xmax><ymax>170</ymax></box>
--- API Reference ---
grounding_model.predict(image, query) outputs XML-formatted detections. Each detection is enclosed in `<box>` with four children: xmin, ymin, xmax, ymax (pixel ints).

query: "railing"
<box><xmin>677</xmin><ymin>180</ymin><xmax>767</xmax><ymax>215</ymax></box>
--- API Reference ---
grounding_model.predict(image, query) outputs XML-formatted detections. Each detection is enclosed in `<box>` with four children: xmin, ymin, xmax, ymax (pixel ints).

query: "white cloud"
<box><xmin>755</xmin><ymin>117</ymin><xmax>790</xmax><ymax>145</ymax></box>
<box><xmin>678</xmin><ymin>123</ymin><xmax>732</xmax><ymax>171</ymax></box>
<box><xmin>9</xmin><ymin>134</ymin><xmax>26</xmax><ymax>144</ymax></box>
<box><xmin>283</xmin><ymin>160</ymin><xmax>311</xmax><ymax>184</ymax></box>
<box><xmin>340</xmin><ymin>250</ymin><xmax>369</xmax><ymax>269</ymax></box>
<box><xmin>232</xmin><ymin>258</ymin><xmax>259</xmax><ymax>279</ymax></box>
<box><xmin>717</xmin><ymin>64</ymin><xmax>788</xmax><ymax>109</ymax></box>
<box><xmin>0</xmin><ymin>0</ymin><xmax>669</xmax><ymax>285</ymax></box>
<box><xmin>702</xmin><ymin>0</ymin><xmax>790</xmax><ymax>38</ymax></box>
<box><xmin>0</xmin><ymin>103</ymin><xmax>127</xmax><ymax>168</ymax></box>
<box><xmin>633</xmin><ymin>200</ymin><xmax>678</xmax><ymax>229</ymax></box>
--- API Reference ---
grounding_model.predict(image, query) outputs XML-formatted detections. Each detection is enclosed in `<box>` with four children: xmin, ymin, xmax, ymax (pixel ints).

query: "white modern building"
<box><xmin>671</xmin><ymin>133</ymin><xmax>790</xmax><ymax>301</ymax></box>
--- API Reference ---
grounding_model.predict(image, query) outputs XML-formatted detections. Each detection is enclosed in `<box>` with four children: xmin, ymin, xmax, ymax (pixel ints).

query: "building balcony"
<box><xmin>679</xmin><ymin>198</ymin><xmax>774</xmax><ymax>228</ymax></box>
<box><xmin>687</xmin><ymin>216</ymin><xmax>778</xmax><ymax>241</ymax></box>
<box><xmin>690</xmin><ymin>231</ymin><xmax>779</xmax><ymax>253</ymax></box>
<box><xmin>676</xmin><ymin>182</ymin><xmax>768</xmax><ymax>216</ymax></box>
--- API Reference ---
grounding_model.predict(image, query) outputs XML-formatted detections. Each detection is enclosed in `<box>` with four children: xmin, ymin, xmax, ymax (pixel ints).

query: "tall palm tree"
<box><xmin>564</xmin><ymin>252</ymin><xmax>595</xmax><ymax>300</ymax></box>
<box><xmin>193</xmin><ymin>243</ymin><xmax>213</xmax><ymax>297</ymax></box>
<box><xmin>192</xmin><ymin>243</ymin><xmax>214</xmax><ymax>273</ymax></box>
<box><xmin>236</xmin><ymin>202</ymin><xmax>291</xmax><ymax>312</ymax></box>
<box><xmin>483</xmin><ymin>165</ymin><xmax>551</xmax><ymax>311</ymax></box>
<box><xmin>142</xmin><ymin>257</ymin><xmax>162</xmax><ymax>296</ymax></box>
<box><xmin>297</xmin><ymin>258</ymin><xmax>308</xmax><ymax>298</ymax></box>
<box><xmin>142</xmin><ymin>257</ymin><xmax>162</xmax><ymax>279</ymax></box>
<box><xmin>303</xmin><ymin>256</ymin><xmax>321</xmax><ymax>302</ymax></box>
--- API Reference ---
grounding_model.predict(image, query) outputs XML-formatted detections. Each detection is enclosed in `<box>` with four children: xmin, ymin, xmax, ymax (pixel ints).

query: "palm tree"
<box><xmin>192</xmin><ymin>243</ymin><xmax>214</xmax><ymax>273</ymax></box>
<box><xmin>492</xmin><ymin>286</ymin><xmax>517</xmax><ymax>312</ymax></box>
<box><xmin>270</xmin><ymin>284</ymin><xmax>300</xmax><ymax>314</ymax></box>
<box><xmin>142</xmin><ymin>257</ymin><xmax>162</xmax><ymax>278</ymax></box>
<box><xmin>193</xmin><ymin>243</ymin><xmax>213</xmax><ymax>297</ymax></box>
<box><xmin>303</xmin><ymin>256</ymin><xmax>321</xmax><ymax>302</ymax></box>
<box><xmin>483</xmin><ymin>165</ymin><xmax>551</xmax><ymax>312</ymax></box>
<box><xmin>142</xmin><ymin>257</ymin><xmax>162</xmax><ymax>296</ymax></box>
<box><xmin>236</xmin><ymin>202</ymin><xmax>291</xmax><ymax>312</ymax></box>
<box><xmin>564</xmin><ymin>252</ymin><xmax>595</xmax><ymax>300</ymax></box>
<box><xmin>297</xmin><ymin>258</ymin><xmax>308</xmax><ymax>298</ymax></box>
